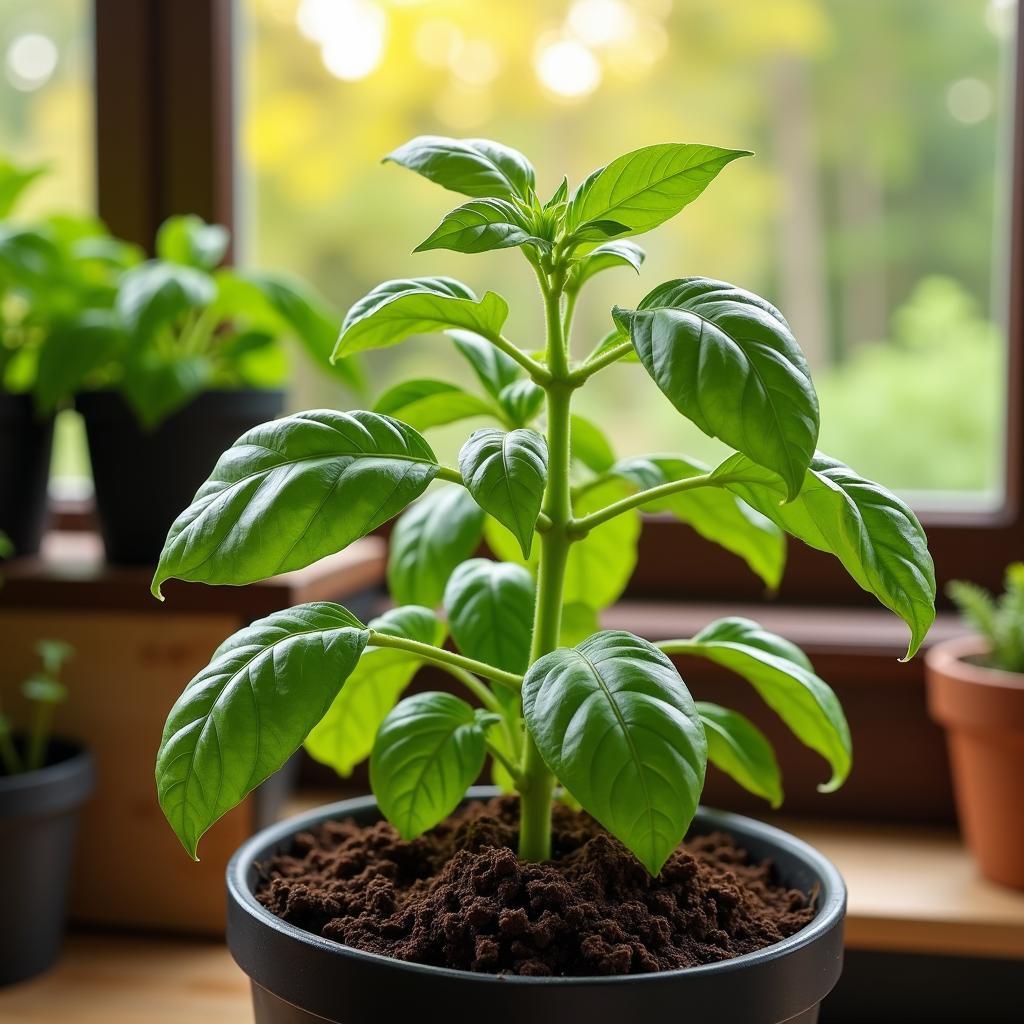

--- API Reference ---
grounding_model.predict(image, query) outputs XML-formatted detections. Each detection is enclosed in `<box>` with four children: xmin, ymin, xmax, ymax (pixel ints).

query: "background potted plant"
<box><xmin>0</xmin><ymin>638</ymin><xmax>93</xmax><ymax>986</ymax></box>
<box><xmin>927</xmin><ymin>564</ymin><xmax>1024</xmax><ymax>889</ymax></box>
<box><xmin>74</xmin><ymin>213</ymin><xmax>365</xmax><ymax>564</ymax></box>
<box><xmin>151</xmin><ymin>136</ymin><xmax>935</xmax><ymax>1023</ymax></box>
<box><xmin>0</xmin><ymin>158</ymin><xmax>135</xmax><ymax>556</ymax></box>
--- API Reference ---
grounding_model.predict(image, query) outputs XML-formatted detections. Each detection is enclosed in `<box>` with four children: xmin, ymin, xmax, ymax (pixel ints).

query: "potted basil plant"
<box><xmin>0</xmin><ymin>639</ymin><xmax>93</xmax><ymax>986</ymax></box>
<box><xmin>152</xmin><ymin>137</ymin><xmax>936</xmax><ymax>1024</ymax></box>
<box><xmin>927</xmin><ymin>564</ymin><xmax>1024</xmax><ymax>888</ymax></box>
<box><xmin>75</xmin><ymin>214</ymin><xmax>365</xmax><ymax>564</ymax></box>
<box><xmin>0</xmin><ymin>158</ymin><xmax>136</xmax><ymax>556</ymax></box>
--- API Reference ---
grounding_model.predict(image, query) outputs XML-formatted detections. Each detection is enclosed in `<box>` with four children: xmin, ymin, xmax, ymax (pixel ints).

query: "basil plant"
<box><xmin>153</xmin><ymin>137</ymin><xmax>935</xmax><ymax>874</ymax></box>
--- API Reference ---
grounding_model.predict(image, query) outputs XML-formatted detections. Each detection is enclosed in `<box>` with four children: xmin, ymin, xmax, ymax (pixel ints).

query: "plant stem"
<box><xmin>516</xmin><ymin>269</ymin><xmax>574</xmax><ymax>863</ymax></box>
<box><xmin>487</xmin><ymin>333</ymin><xmax>552</xmax><ymax>384</ymax></box>
<box><xmin>486</xmin><ymin>739</ymin><xmax>523</xmax><ymax>785</ymax></box>
<box><xmin>367</xmin><ymin>630</ymin><xmax>522</xmax><ymax>690</ymax></box>
<box><xmin>26</xmin><ymin>701</ymin><xmax>54</xmax><ymax>772</ymax></box>
<box><xmin>436</xmin><ymin>664</ymin><xmax>507</xmax><ymax>718</ymax></box>
<box><xmin>570</xmin><ymin>472</ymin><xmax>716</xmax><ymax>535</ymax></box>
<box><xmin>569</xmin><ymin>339</ymin><xmax>634</xmax><ymax>383</ymax></box>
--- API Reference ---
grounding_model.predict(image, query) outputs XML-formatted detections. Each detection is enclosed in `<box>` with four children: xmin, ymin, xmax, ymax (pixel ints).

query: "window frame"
<box><xmin>92</xmin><ymin>0</ymin><xmax>1023</xmax><ymax>606</ymax></box>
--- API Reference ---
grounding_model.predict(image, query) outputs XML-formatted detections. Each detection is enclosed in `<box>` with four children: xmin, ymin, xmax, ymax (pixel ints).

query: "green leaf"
<box><xmin>567</xmin><ymin>219</ymin><xmax>631</xmax><ymax>243</ymax></box>
<box><xmin>586</xmin><ymin>326</ymin><xmax>638</xmax><ymax>364</ymax></box>
<box><xmin>682</xmin><ymin>617</ymin><xmax>850</xmax><ymax>791</ymax></box>
<box><xmin>697</xmin><ymin>701</ymin><xmax>782</xmax><ymax>808</ymax></box>
<box><xmin>523</xmin><ymin>630</ymin><xmax>707</xmax><ymax>874</ymax></box>
<box><xmin>116</xmin><ymin>261</ymin><xmax>217</xmax><ymax>340</ymax></box>
<box><xmin>415</xmin><ymin>198</ymin><xmax>548</xmax><ymax>255</ymax></box>
<box><xmin>153</xmin><ymin>410</ymin><xmax>439</xmax><ymax>596</ymax></box>
<box><xmin>35</xmin><ymin>311</ymin><xmax>125</xmax><ymax>413</ymax></box>
<box><xmin>121</xmin><ymin>354</ymin><xmax>211</xmax><ymax>429</ymax></box>
<box><xmin>304</xmin><ymin>606</ymin><xmax>444</xmax><ymax>777</ymax></box>
<box><xmin>373</xmin><ymin>379</ymin><xmax>495</xmax><ymax>431</ymax></box>
<box><xmin>608</xmin><ymin>454</ymin><xmax>785</xmax><ymax>590</ymax></box>
<box><xmin>0</xmin><ymin>158</ymin><xmax>46</xmax><ymax>217</ymax></box>
<box><xmin>617</xmin><ymin>277</ymin><xmax>819</xmax><ymax>499</ymax></box>
<box><xmin>545</xmin><ymin>176</ymin><xmax>568</xmax><ymax>209</ymax></box>
<box><xmin>156</xmin><ymin>602</ymin><xmax>369</xmax><ymax>857</ymax></box>
<box><xmin>496</xmin><ymin>379</ymin><xmax>543</xmax><ymax>426</ymax></box>
<box><xmin>444</xmin><ymin>558</ymin><xmax>535</xmax><ymax>675</ymax></box>
<box><xmin>156</xmin><ymin>215</ymin><xmax>229</xmax><ymax>271</ymax></box>
<box><xmin>560</xmin><ymin>602</ymin><xmax>600</xmax><ymax>646</ymax></box>
<box><xmin>713</xmin><ymin>453</ymin><xmax>936</xmax><ymax>658</ymax></box>
<box><xmin>388</xmin><ymin>487</ymin><xmax>485</xmax><ymax>607</ymax></box>
<box><xmin>371</xmin><ymin>691</ymin><xmax>495</xmax><ymax>839</ymax></box>
<box><xmin>459</xmin><ymin>428</ymin><xmax>548</xmax><ymax>559</ymax></box>
<box><xmin>567</xmin><ymin>144</ymin><xmax>750</xmax><ymax>239</ymax></box>
<box><xmin>568</xmin><ymin>240</ymin><xmax>645</xmax><ymax>290</ymax></box>
<box><xmin>449</xmin><ymin>329</ymin><xmax>521</xmax><ymax>398</ymax></box>
<box><xmin>384</xmin><ymin>136</ymin><xmax>536</xmax><ymax>202</ymax></box>
<box><xmin>570</xmin><ymin>415</ymin><xmax>616</xmax><ymax>472</ymax></box>
<box><xmin>335</xmin><ymin>277</ymin><xmax>508</xmax><ymax>359</ymax></box>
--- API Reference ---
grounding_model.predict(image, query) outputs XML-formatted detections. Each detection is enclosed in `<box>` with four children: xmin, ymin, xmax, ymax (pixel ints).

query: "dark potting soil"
<box><xmin>256</xmin><ymin>797</ymin><xmax>815</xmax><ymax>977</ymax></box>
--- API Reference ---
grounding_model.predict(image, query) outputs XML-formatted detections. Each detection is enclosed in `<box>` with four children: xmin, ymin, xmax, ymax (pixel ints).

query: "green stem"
<box><xmin>516</xmin><ymin>269</ymin><xmax>573</xmax><ymax>863</ymax></box>
<box><xmin>569</xmin><ymin>339</ymin><xmax>633</xmax><ymax>383</ymax></box>
<box><xmin>486</xmin><ymin>739</ymin><xmax>523</xmax><ymax>785</ymax></box>
<box><xmin>487</xmin><ymin>333</ymin><xmax>552</xmax><ymax>384</ymax></box>
<box><xmin>570</xmin><ymin>472</ymin><xmax>716</xmax><ymax>535</ymax></box>
<box><xmin>26</xmin><ymin>702</ymin><xmax>53</xmax><ymax>773</ymax></box>
<box><xmin>655</xmin><ymin>640</ymin><xmax>699</xmax><ymax>656</ymax></box>
<box><xmin>367</xmin><ymin>630</ymin><xmax>522</xmax><ymax>690</ymax></box>
<box><xmin>436</xmin><ymin>664</ymin><xmax>506</xmax><ymax>718</ymax></box>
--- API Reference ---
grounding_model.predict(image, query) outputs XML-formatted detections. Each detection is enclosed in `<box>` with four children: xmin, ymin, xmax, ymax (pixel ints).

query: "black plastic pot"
<box><xmin>0</xmin><ymin>738</ymin><xmax>94</xmax><ymax>986</ymax></box>
<box><xmin>0</xmin><ymin>392</ymin><xmax>54</xmax><ymax>557</ymax></box>
<box><xmin>228</xmin><ymin>789</ymin><xmax>846</xmax><ymax>1024</ymax></box>
<box><xmin>78</xmin><ymin>388</ymin><xmax>284</xmax><ymax>565</ymax></box>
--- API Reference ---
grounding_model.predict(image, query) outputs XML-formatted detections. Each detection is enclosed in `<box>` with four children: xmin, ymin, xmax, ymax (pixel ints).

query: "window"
<box><xmin>240</xmin><ymin>0</ymin><xmax>1016</xmax><ymax>508</ymax></box>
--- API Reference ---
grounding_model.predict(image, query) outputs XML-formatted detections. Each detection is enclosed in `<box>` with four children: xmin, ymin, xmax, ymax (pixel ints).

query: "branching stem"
<box><xmin>367</xmin><ymin>630</ymin><xmax>522</xmax><ymax>690</ymax></box>
<box><xmin>570</xmin><ymin>473</ymin><xmax>716</xmax><ymax>535</ymax></box>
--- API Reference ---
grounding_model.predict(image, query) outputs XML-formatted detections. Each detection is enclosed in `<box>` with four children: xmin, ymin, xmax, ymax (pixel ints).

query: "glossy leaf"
<box><xmin>568</xmin><ymin>240</ymin><xmax>645</xmax><ymax>290</ymax></box>
<box><xmin>156</xmin><ymin>602</ymin><xmax>369</xmax><ymax>857</ymax></box>
<box><xmin>304</xmin><ymin>606</ymin><xmax>444</xmax><ymax>778</ymax></box>
<box><xmin>384</xmin><ymin>136</ymin><xmax>536</xmax><ymax>202</ymax></box>
<box><xmin>371</xmin><ymin>691</ymin><xmax>496</xmax><ymax>839</ymax></box>
<box><xmin>116</xmin><ymin>261</ymin><xmax>216</xmax><ymax>340</ymax></box>
<box><xmin>713</xmin><ymin>453</ymin><xmax>936</xmax><ymax>657</ymax></box>
<box><xmin>617</xmin><ymin>278</ymin><xmax>819</xmax><ymax>499</ymax></box>
<box><xmin>608</xmin><ymin>454</ymin><xmax>785</xmax><ymax>589</ymax></box>
<box><xmin>459</xmin><ymin>428</ymin><xmax>548</xmax><ymax>558</ymax></box>
<box><xmin>156</xmin><ymin>215</ymin><xmax>229</xmax><ymax>271</ymax></box>
<box><xmin>567</xmin><ymin>144</ymin><xmax>749</xmax><ymax>239</ymax></box>
<box><xmin>523</xmin><ymin>630</ymin><xmax>707</xmax><ymax>873</ymax></box>
<box><xmin>373</xmin><ymin>378</ymin><xmax>495</xmax><ymax>431</ymax></box>
<box><xmin>697</xmin><ymin>702</ymin><xmax>782</xmax><ymax>808</ymax></box>
<box><xmin>444</xmin><ymin>558</ymin><xmax>535</xmax><ymax>675</ymax></box>
<box><xmin>449</xmin><ymin>329</ymin><xmax>521</xmax><ymax>399</ymax></box>
<box><xmin>682</xmin><ymin>617</ymin><xmax>850</xmax><ymax>791</ymax></box>
<box><xmin>570</xmin><ymin>415</ymin><xmax>616</xmax><ymax>473</ymax></box>
<box><xmin>153</xmin><ymin>410</ymin><xmax>439</xmax><ymax>596</ymax></box>
<box><xmin>388</xmin><ymin>487</ymin><xmax>485</xmax><ymax>607</ymax></box>
<box><xmin>335</xmin><ymin>277</ymin><xmax>508</xmax><ymax>359</ymax></box>
<box><xmin>415</xmin><ymin>198</ymin><xmax>547</xmax><ymax>255</ymax></box>
<box><xmin>497</xmin><ymin>379</ymin><xmax>544</xmax><ymax>426</ymax></box>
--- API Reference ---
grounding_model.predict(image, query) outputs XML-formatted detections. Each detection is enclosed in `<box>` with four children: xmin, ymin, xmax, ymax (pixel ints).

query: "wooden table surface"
<box><xmin>2</xmin><ymin>817</ymin><xmax>1022</xmax><ymax>1022</ymax></box>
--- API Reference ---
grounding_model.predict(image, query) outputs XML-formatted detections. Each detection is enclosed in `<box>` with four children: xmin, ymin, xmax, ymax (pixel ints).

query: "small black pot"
<box><xmin>0</xmin><ymin>392</ymin><xmax>54</xmax><ymax>557</ymax></box>
<box><xmin>0</xmin><ymin>739</ymin><xmax>94</xmax><ymax>986</ymax></box>
<box><xmin>227</xmin><ymin>789</ymin><xmax>846</xmax><ymax>1024</ymax></box>
<box><xmin>78</xmin><ymin>388</ymin><xmax>284</xmax><ymax>565</ymax></box>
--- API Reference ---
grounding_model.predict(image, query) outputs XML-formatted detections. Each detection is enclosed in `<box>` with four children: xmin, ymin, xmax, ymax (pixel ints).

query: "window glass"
<box><xmin>241</xmin><ymin>0</ymin><xmax>1016</xmax><ymax>501</ymax></box>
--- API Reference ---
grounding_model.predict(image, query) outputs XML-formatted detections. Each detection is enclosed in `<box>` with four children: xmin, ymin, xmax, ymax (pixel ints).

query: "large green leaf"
<box><xmin>156</xmin><ymin>214</ymin><xmax>229</xmax><ymax>271</ymax></box>
<box><xmin>568</xmin><ymin>240</ymin><xmax>645</xmax><ymax>290</ymax></box>
<box><xmin>566</xmin><ymin>144</ymin><xmax>749</xmax><ymax>239</ymax></box>
<box><xmin>415</xmin><ymin>198</ymin><xmax>547</xmax><ymax>255</ymax></box>
<box><xmin>444</xmin><ymin>558</ymin><xmax>535</xmax><ymax>675</ymax></box>
<box><xmin>304</xmin><ymin>606</ymin><xmax>443</xmax><ymax>778</ymax></box>
<box><xmin>371</xmin><ymin>691</ymin><xmax>496</xmax><ymax>839</ymax></box>
<box><xmin>384</xmin><ymin>136</ymin><xmax>536</xmax><ymax>202</ymax></box>
<box><xmin>153</xmin><ymin>410</ymin><xmax>438</xmax><ymax>597</ymax></box>
<box><xmin>388</xmin><ymin>487</ymin><xmax>485</xmax><ymax>607</ymax></box>
<box><xmin>617</xmin><ymin>278</ymin><xmax>819</xmax><ymax>499</ymax></box>
<box><xmin>713</xmin><ymin>453</ymin><xmax>936</xmax><ymax>657</ymax></box>
<box><xmin>335</xmin><ymin>277</ymin><xmax>508</xmax><ymax>359</ymax></box>
<box><xmin>116</xmin><ymin>261</ymin><xmax>216</xmax><ymax>340</ymax></box>
<box><xmin>449</xmin><ymin>329</ymin><xmax>521</xmax><ymax>398</ymax></box>
<box><xmin>679</xmin><ymin>617</ymin><xmax>850</xmax><ymax>791</ymax></box>
<box><xmin>373</xmin><ymin>379</ymin><xmax>495</xmax><ymax>431</ymax></box>
<box><xmin>459</xmin><ymin>428</ymin><xmax>548</xmax><ymax>558</ymax></box>
<box><xmin>156</xmin><ymin>602</ymin><xmax>369</xmax><ymax>857</ymax></box>
<box><xmin>697</xmin><ymin>701</ymin><xmax>782</xmax><ymax>808</ymax></box>
<box><xmin>523</xmin><ymin>630</ymin><xmax>707</xmax><ymax>874</ymax></box>
<box><xmin>607</xmin><ymin>454</ymin><xmax>785</xmax><ymax>590</ymax></box>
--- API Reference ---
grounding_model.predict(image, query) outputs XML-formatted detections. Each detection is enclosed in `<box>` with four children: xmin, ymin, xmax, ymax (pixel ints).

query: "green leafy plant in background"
<box><xmin>152</xmin><ymin>136</ymin><xmax>935</xmax><ymax>873</ymax></box>
<box><xmin>948</xmin><ymin>564</ymin><xmax>1024</xmax><ymax>674</ymax></box>
<box><xmin>0</xmin><ymin>638</ymin><xmax>73</xmax><ymax>775</ymax></box>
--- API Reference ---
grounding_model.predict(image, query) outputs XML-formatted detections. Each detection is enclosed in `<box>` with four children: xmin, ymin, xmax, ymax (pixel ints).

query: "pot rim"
<box><xmin>925</xmin><ymin>633</ymin><xmax>1024</xmax><ymax>691</ymax></box>
<box><xmin>0</xmin><ymin>738</ymin><xmax>94</xmax><ymax>819</ymax></box>
<box><xmin>227</xmin><ymin>787</ymin><xmax>846</xmax><ymax>988</ymax></box>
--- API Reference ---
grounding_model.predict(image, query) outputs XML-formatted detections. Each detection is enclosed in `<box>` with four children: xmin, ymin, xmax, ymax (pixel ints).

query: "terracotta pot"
<box><xmin>926</xmin><ymin>634</ymin><xmax>1024</xmax><ymax>888</ymax></box>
